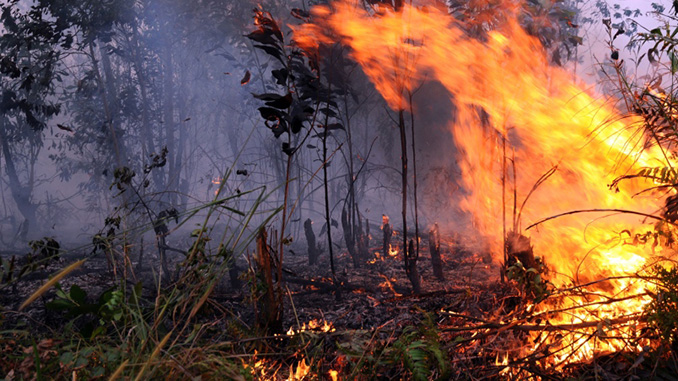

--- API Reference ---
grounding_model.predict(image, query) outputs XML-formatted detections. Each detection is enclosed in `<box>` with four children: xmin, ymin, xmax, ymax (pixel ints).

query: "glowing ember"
<box><xmin>293</xmin><ymin>0</ymin><xmax>674</xmax><ymax>365</ymax></box>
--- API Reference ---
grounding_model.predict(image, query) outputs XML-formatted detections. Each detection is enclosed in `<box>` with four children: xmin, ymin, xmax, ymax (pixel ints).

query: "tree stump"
<box><xmin>254</xmin><ymin>228</ymin><xmax>283</xmax><ymax>334</ymax></box>
<box><xmin>506</xmin><ymin>231</ymin><xmax>536</xmax><ymax>270</ymax></box>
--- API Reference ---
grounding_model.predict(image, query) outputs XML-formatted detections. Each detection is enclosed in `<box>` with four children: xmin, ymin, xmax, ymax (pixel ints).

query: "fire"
<box><xmin>286</xmin><ymin>318</ymin><xmax>336</xmax><ymax>336</ymax></box>
<box><xmin>211</xmin><ymin>176</ymin><xmax>222</xmax><ymax>197</ymax></box>
<box><xmin>495</xmin><ymin>353</ymin><xmax>509</xmax><ymax>376</ymax></box>
<box><xmin>288</xmin><ymin>358</ymin><xmax>310</xmax><ymax>381</ymax></box>
<box><xmin>293</xmin><ymin>0</ymin><xmax>675</xmax><ymax>365</ymax></box>
<box><xmin>378</xmin><ymin>274</ymin><xmax>403</xmax><ymax>297</ymax></box>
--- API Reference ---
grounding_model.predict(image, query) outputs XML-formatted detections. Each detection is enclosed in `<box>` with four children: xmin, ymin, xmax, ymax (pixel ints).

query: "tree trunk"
<box><xmin>382</xmin><ymin>217</ymin><xmax>392</xmax><ymax>257</ymax></box>
<box><xmin>255</xmin><ymin>228</ymin><xmax>283</xmax><ymax>334</ymax></box>
<box><xmin>304</xmin><ymin>218</ymin><xmax>319</xmax><ymax>265</ymax></box>
<box><xmin>429</xmin><ymin>223</ymin><xmax>444</xmax><ymax>281</ymax></box>
<box><xmin>406</xmin><ymin>239</ymin><xmax>421</xmax><ymax>294</ymax></box>
<box><xmin>0</xmin><ymin>124</ymin><xmax>37</xmax><ymax>241</ymax></box>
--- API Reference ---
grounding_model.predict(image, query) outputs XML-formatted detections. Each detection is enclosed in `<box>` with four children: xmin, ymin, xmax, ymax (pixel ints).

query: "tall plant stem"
<box><xmin>501</xmin><ymin>132</ymin><xmax>507</xmax><ymax>283</ymax></box>
<box><xmin>408</xmin><ymin>91</ymin><xmax>420</xmax><ymax>261</ymax></box>
<box><xmin>399</xmin><ymin>108</ymin><xmax>408</xmax><ymax>267</ymax></box>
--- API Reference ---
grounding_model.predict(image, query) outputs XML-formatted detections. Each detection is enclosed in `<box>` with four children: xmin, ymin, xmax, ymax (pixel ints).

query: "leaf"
<box><xmin>272</xmin><ymin>68</ymin><xmax>288</xmax><ymax>85</ymax></box>
<box><xmin>247</xmin><ymin>29</ymin><xmax>278</xmax><ymax>46</ymax></box>
<box><xmin>20</xmin><ymin>259</ymin><xmax>87</xmax><ymax>311</ymax></box>
<box><xmin>291</xmin><ymin>8</ymin><xmax>310</xmax><ymax>20</ymax></box>
<box><xmin>265</xmin><ymin>93</ymin><xmax>293</xmax><ymax>109</ymax></box>
<box><xmin>69</xmin><ymin>284</ymin><xmax>87</xmax><ymax>305</ymax></box>
<box><xmin>670</xmin><ymin>50</ymin><xmax>678</xmax><ymax>74</ymax></box>
<box><xmin>282</xmin><ymin>142</ymin><xmax>295</xmax><ymax>156</ymax></box>
<box><xmin>613</xmin><ymin>28</ymin><xmax>625</xmax><ymax>40</ymax></box>
<box><xmin>240</xmin><ymin>70</ymin><xmax>251</xmax><ymax>85</ymax></box>
<box><xmin>258</xmin><ymin>107</ymin><xmax>284</xmax><ymax>121</ymax></box>
<box><xmin>45</xmin><ymin>298</ymin><xmax>75</xmax><ymax>311</ymax></box>
<box><xmin>254</xmin><ymin>92</ymin><xmax>292</xmax><ymax>109</ymax></box>
<box><xmin>650</xmin><ymin>27</ymin><xmax>662</xmax><ymax>36</ymax></box>
<box><xmin>56</xmin><ymin>124</ymin><xmax>73</xmax><ymax>132</ymax></box>
<box><xmin>253</xmin><ymin>44</ymin><xmax>284</xmax><ymax>63</ymax></box>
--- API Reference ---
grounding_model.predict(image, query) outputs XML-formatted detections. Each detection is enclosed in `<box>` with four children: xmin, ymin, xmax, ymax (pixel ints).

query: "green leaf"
<box><xmin>69</xmin><ymin>284</ymin><xmax>87</xmax><ymax>305</ymax></box>
<box><xmin>46</xmin><ymin>299</ymin><xmax>75</xmax><ymax>311</ymax></box>
<box><xmin>670</xmin><ymin>50</ymin><xmax>678</xmax><ymax>74</ymax></box>
<box><xmin>59</xmin><ymin>351</ymin><xmax>74</xmax><ymax>366</ymax></box>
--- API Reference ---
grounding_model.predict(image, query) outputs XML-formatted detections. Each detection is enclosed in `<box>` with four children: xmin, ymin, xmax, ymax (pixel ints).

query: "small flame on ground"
<box><xmin>288</xmin><ymin>358</ymin><xmax>310</xmax><ymax>381</ymax></box>
<box><xmin>378</xmin><ymin>274</ymin><xmax>402</xmax><ymax>297</ymax></box>
<box><xmin>286</xmin><ymin>318</ymin><xmax>336</xmax><ymax>336</ymax></box>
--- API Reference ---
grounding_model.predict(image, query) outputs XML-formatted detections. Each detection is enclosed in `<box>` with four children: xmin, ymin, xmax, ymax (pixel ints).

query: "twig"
<box><xmin>526</xmin><ymin>208</ymin><xmax>677</xmax><ymax>230</ymax></box>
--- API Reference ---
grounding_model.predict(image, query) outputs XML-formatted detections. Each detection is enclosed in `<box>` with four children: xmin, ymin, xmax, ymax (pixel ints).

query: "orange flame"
<box><xmin>294</xmin><ymin>0</ymin><xmax>674</xmax><ymax>364</ymax></box>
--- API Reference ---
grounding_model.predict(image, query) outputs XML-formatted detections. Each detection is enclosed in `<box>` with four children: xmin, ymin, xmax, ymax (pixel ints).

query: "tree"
<box><xmin>0</xmin><ymin>1</ymin><xmax>69</xmax><ymax>240</ymax></box>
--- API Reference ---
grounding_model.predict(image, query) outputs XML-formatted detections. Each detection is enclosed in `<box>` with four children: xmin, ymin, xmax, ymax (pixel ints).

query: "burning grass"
<box><xmin>2</xmin><ymin>229</ymin><xmax>678</xmax><ymax>379</ymax></box>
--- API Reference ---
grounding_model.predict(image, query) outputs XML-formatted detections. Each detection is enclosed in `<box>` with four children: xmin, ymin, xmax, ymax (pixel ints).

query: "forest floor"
<box><xmin>1</xmin><ymin>232</ymin><xmax>676</xmax><ymax>379</ymax></box>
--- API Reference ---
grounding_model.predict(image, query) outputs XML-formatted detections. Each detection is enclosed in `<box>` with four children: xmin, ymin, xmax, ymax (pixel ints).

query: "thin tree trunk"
<box><xmin>0</xmin><ymin>123</ymin><xmax>37</xmax><ymax>240</ymax></box>
<box><xmin>408</xmin><ymin>91</ymin><xmax>420</xmax><ymax>267</ymax></box>
<box><xmin>429</xmin><ymin>223</ymin><xmax>444</xmax><ymax>281</ymax></box>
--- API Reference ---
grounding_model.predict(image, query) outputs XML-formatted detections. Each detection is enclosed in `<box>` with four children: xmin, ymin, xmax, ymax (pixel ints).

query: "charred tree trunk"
<box><xmin>382</xmin><ymin>217</ymin><xmax>392</xmax><ymax>257</ymax></box>
<box><xmin>255</xmin><ymin>228</ymin><xmax>283</xmax><ymax>334</ymax></box>
<box><xmin>406</xmin><ymin>239</ymin><xmax>421</xmax><ymax>294</ymax></box>
<box><xmin>429</xmin><ymin>223</ymin><xmax>444</xmax><ymax>281</ymax></box>
<box><xmin>304</xmin><ymin>218</ymin><xmax>319</xmax><ymax>265</ymax></box>
<box><xmin>358</xmin><ymin>217</ymin><xmax>369</xmax><ymax>260</ymax></box>
<box><xmin>341</xmin><ymin>207</ymin><xmax>360</xmax><ymax>267</ymax></box>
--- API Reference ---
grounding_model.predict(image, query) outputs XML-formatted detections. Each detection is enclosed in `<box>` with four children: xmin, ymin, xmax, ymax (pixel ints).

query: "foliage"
<box><xmin>506</xmin><ymin>255</ymin><xmax>554</xmax><ymax>302</ymax></box>
<box><xmin>645</xmin><ymin>266</ymin><xmax>678</xmax><ymax>347</ymax></box>
<box><xmin>248</xmin><ymin>8</ymin><xmax>344</xmax><ymax>152</ymax></box>
<box><xmin>383</xmin><ymin>315</ymin><xmax>450</xmax><ymax>380</ymax></box>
